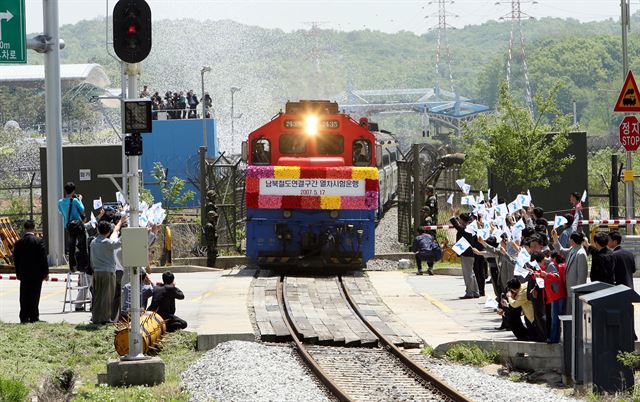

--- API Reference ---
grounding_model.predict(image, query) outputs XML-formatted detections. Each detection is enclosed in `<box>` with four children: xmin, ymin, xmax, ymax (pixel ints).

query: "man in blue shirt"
<box><xmin>57</xmin><ymin>182</ymin><xmax>87</xmax><ymax>272</ymax></box>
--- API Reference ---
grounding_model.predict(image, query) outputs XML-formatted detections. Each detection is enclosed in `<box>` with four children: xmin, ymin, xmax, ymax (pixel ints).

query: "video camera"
<box><xmin>100</xmin><ymin>202</ymin><xmax>125</xmax><ymax>225</ymax></box>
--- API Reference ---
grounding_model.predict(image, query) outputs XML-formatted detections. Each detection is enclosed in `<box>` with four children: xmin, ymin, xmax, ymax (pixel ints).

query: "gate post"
<box><xmin>199</xmin><ymin>146</ymin><xmax>207</xmax><ymax>246</ymax></box>
<box><xmin>412</xmin><ymin>144</ymin><xmax>422</xmax><ymax>233</ymax></box>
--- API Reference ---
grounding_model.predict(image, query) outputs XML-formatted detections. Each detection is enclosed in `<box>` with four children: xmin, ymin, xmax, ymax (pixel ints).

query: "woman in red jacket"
<box><xmin>536</xmin><ymin>252</ymin><xmax>567</xmax><ymax>343</ymax></box>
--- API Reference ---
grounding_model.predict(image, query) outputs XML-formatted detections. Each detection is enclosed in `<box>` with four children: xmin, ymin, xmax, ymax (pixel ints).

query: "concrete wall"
<box><xmin>40</xmin><ymin>144</ymin><xmax>123</xmax><ymax>246</ymax></box>
<box><xmin>489</xmin><ymin>132</ymin><xmax>588</xmax><ymax>221</ymax></box>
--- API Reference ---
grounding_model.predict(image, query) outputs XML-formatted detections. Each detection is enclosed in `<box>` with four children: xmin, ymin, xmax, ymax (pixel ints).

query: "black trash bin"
<box><xmin>580</xmin><ymin>285</ymin><xmax>640</xmax><ymax>394</ymax></box>
<box><xmin>571</xmin><ymin>281</ymin><xmax>613</xmax><ymax>385</ymax></box>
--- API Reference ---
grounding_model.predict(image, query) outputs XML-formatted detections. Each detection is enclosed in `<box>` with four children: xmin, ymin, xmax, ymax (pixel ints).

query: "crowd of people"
<box><xmin>413</xmin><ymin>190</ymin><xmax>637</xmax><ymax>343</ymax></box>
<box><xmin>12</xmin><ymin>181</ymin><xmax>188</xmax><ymax>332</ymax></box>
<box><xmin>139</xmin><ymin>85</ymin><xmax>213</xmax><ymax>120</ymax></box>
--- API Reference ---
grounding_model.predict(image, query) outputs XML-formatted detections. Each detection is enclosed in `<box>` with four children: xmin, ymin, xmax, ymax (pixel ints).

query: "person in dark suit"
<box><xmin>585</xmin><ymin>232</ymin><xmax>615</xmax><ymax>284</ymax></box>
<box><xmin>608</xmin><ymin>231</ymin><xmax>636</xmax><ymax>289</ymax></box>
<box><xmin>13</xmin><ymin>220</ymin><xmax>49</xmax><ymax>323</ymax></box>
<box><xmin>148</xmin><ymin>271</ymin><xmax>187</xmax><ymax>332</ymax></box>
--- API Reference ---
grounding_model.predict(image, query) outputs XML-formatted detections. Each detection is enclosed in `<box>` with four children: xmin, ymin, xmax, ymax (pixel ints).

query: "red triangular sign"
<box><xmin>614</xmin><ymin>71</ymin><xmax>640</xmax><ymax>112</ymax></box>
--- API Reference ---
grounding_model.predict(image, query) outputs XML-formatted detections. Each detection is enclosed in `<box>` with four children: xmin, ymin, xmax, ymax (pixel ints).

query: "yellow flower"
<box><xmin>351</xmin><ymin>167</ymin><xmax>378</xmax><ymax>180</ymax></box>
<box><xmin>320</xmin><ymin>196</ymin><xmax>341</xmax><ymax>210</ymax></box>
<box><xmin>274</xmin><ymin>166</ymin><xmax>301</xmax><ymax>179</ymax></box>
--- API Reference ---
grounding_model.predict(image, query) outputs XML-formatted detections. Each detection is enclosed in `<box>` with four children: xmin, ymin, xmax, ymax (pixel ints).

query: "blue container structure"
<box><xmin>140</xmin><ymin>118</ymin><xmax>217</xmax><ymax>208</ymax></box>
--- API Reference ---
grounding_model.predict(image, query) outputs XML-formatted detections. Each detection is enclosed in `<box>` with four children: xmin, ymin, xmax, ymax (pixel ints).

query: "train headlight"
<box><xmin>283</xmin><ymin>209</ymin><xmax>292</xmax><ymax>218</ymax></box>
<box><xmin>330</xmin><ymin>210</ymin><xmax>338</xmax><ymax>219</ymax></box>
<box><xmin>305</xmin><ymin>115</ymin><xmax>318</xmax><ymax>136</ymax></box>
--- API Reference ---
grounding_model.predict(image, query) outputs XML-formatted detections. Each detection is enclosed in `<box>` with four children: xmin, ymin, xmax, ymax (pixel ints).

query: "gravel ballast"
<box><xmin>182</xmin><ymin>341</ymin><xmax>577</xmax><ymax>402</ymax></box>
<box><xmin>415</xmin><ymin>354</ymin><xmax>577</xmax><ymax>402</ymax></box>
<box><xmin>181</xmin><ymin>341</ymin><xmax>331</xmax><ymax>402</ymax></box>
<box><xmin>375</xmin><ymin>205</ymin><xmax>405</xmax><ymax>255</ymax></box>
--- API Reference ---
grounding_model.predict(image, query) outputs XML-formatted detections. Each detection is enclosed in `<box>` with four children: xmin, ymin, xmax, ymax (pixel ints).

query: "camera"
<box><xmin>100</xmin><ymin>204</ymin><xmax>124</xmax><ymax>225</ymax></box>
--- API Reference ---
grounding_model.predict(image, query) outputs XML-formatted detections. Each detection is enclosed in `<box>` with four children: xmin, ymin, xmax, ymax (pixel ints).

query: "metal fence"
<box><xmin>204</xmin><ymin>154</ymin><xmax>246</xmax><ymax>250</ymax></box>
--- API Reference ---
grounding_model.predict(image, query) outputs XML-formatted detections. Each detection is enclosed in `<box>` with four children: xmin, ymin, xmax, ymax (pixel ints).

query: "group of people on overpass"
<box><xmin>139</xmin><ymin>85</ymin><xmax>213</xmax><ymax>120</ymax></box>
<box><xmin>12</xmin><ymin>181</ymin><xmax>188</xmax><ymax>332</ymax></box>
<box><xmin>413</xmin><ymin>190</ymin><xmax>636</xmax><ymax>343</ymax></box>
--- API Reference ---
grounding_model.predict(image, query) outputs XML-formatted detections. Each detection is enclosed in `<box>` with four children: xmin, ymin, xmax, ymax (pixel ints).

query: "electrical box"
<box><xmin>571</xmin><ymin>281</ymin><xmax>613</xmax><ymax>385</ymax></box>
<box><xmin>580</xmin><ymin>285</ymin><xmax>640</xmax><ymax>393</ymax></box>
<box><xmin>121</xmin><ymin>227</ymin><xmax>149</xmax><ymax>267</ymax></box>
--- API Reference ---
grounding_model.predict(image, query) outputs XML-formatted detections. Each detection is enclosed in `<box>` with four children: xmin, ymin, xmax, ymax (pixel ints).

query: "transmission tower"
<box><xmin>497</xmin><ymin>0</ymin><xmax>536</xmax><ymax>111</ymax></box>
<box><xmin>427</xmin><ymin>0</ymin><xmax>457</xmax><ymax>94</ymax></box>
<box><xmin>303</xmin><ymin>21</ymin><xmax>330</xmax><ymax>96</ymax></box>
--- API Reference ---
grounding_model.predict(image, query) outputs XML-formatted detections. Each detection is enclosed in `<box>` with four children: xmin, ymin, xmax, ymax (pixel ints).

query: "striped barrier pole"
<box><xmin>420</xmin><ymin>219</ymin><xmax>640</xmax><ymax>231</ymax></box>
<box><xmin>0</xmin><ymin>275</ymin><xmax>76</xmax><ymax>283</ymax></box>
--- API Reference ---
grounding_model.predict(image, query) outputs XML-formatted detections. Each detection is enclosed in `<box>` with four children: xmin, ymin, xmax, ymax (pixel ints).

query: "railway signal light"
<box><xmin>113</xmin><ymin>0</ymin><xmax>152</xmax><ymax>63</ymax></box>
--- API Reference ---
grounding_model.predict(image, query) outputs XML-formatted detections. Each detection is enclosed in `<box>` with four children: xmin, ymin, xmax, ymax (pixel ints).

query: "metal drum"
<box><xmin>114</xmin><ymin>311</ymin><xmax>166</xmax><ymax>356</ymax></box>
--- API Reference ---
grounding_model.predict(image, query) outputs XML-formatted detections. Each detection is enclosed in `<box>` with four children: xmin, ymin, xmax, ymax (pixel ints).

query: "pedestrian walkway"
<box><xmin>367</xmin><ymin>271</ymin><xmax>640</xmax><ymax>348</ymax></box>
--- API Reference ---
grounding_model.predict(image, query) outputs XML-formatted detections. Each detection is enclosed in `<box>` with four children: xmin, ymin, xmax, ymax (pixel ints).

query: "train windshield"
<box><xmin>280</xmin><ymin>134</ymin><xmax>307</xmax><ymax>154</ymax></box>
<box><xmin>316</xmin><ymin>134</ymin><xmax>344</xmax><ymax>155</ymax></box>
<box><xmin>352</xmin><ymin>139</ymin><xmax>372</xmax><ymax>166</ymax></box>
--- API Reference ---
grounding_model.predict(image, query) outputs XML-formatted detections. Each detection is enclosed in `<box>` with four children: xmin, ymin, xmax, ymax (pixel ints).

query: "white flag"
<box><xmin>485</xmin><ymin>297</ymin><xmax>499</xmax><ymax>309</ymax></box>
<box><xmin>508</xmin><ymin>200</ymin><xmax>520</xmax><ymax>215</ymax></box>
<box><xmin>514</xmin><ymin>263</ymin><xmax>530</xmax><ymax>278</ymax></box>
<box><xmin>90</xmin><ymin>212</ymin><xmax>97</xmax><ymax>228</ymax></box>
<box><xmin>93</xmin><ymin>197</ymin><xmax>102</xmax><ymax>210</ymax></box>
<box><xmin>581</xmin><ymin>190</ymin><xmax>587</xmax><ymax>203</ymax></box>
<box><xmin>461</xmin><ymin>195</ymin><xmax>476</xmax><ymax>206</ymax></box>
<box><xmin>455</xmin><ymin>178</ymin><xmax>466</xmax><ymax>190</ymax></box>
<box><xmin>492</xmin><ymin>194</ymin><xmax>498</xmax><ymax>206</ymax></box>
<box><xmin>536</xmin><ymin>277</ymin><xmax>545</xmax><ymax>289</ymax></box>
<box><xmin>447</xmin><ymin>193</ymin><xmax>454</xmax><ymax>205</ymax></box>
<box><xmin>553</xmin><ymin>215</ymin><xmax>568</xmax><ymax>229</ymax></box>
<box><xmin>513</xmin><ymin>218</ymin><xmax>526</xmax><ymax>231</ymax></box>
<box><xmin>116</xmin><ymin>191</ymin><xmax>126</xmax><ymax>205</ymax></box>
<box><xmin>478</xmin><ymin>191</ymin><xmax>484</xmax><ymax>202</ymax></box>
<box><xmin>518</xmin><ymin>194</ymin><xmax>531</xmax><ymax>207</ymax></box>
<box><xmin>496</xmin><ymin>203</ymin><xmax>509</xmax><ymax>217</ymax></box>
<box><xmin>452</xmin><ymin>237</ymin><xmax>471</xmax><ymax>255</ymax></box>
<box><xmin>461</xmin><ymin>183</ymin><xmax>471</xmax><ymax>195</ymax></box>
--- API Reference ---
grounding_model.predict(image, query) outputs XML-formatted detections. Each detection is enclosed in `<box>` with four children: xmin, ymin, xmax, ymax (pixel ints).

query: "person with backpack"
<box><xmin>412</xmin><ymin>226</ymin><xmax>441</xmax><ymax>276</ymax></box>
<box><xmin>57</xmin><ymin>182</ymin><xmax>88</xmax><ymax>272</ymax></box>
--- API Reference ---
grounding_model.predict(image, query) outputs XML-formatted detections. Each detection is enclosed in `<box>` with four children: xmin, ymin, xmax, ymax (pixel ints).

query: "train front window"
<box><xmin>352</xmin><ymin>139</ymin><xmax>371</xmax><ymax>166</ymax></box>
<box><xmin>280</xmin><ymin>134</ymin><xmax>306</xmax><ymax>154</ymax></box>
<box><xmin>252</xmin><ymin>138</ymin><xmax>271</xmax><ymax>165</ymax></box>
<box><xmin>317</xmin><ymin>134</ymin><xmax>344</xmax><ymax>155</ymax></box>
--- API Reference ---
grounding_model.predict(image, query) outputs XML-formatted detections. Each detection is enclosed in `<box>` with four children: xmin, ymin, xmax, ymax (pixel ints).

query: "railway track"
<box><xmin>275</xmin><ymin>274</ymin><xmax>470</xmax><ymax>402</ymax></box>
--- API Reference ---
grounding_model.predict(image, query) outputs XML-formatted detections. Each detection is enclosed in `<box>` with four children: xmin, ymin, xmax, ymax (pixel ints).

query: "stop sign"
<box><xmin>620</xmin><ymin>115</ymin><xmax>640</xmax><ymax>151</ymax></box>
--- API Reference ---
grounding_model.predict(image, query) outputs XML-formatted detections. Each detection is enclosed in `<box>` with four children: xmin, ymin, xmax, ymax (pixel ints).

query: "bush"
<box><xmin>444</xmin><ymin>343</ymin><xmax>501</xmax><ymax>366</ymax></box>
<box><xmin>0</xmin><ymin>376</ymin><xmax>29</xmax><ymax>402</ymax></box>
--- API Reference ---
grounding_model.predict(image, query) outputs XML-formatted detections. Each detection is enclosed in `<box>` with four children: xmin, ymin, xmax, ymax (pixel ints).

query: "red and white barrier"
<box><xmin>420</xmin><ymin>219</ymin><xmax>640</xmax><ymax>231</ymax></box>
<box><xmin>0</xmin><ymin>275</ymin><xmax>75</xmax><ymax>283</ymax></box>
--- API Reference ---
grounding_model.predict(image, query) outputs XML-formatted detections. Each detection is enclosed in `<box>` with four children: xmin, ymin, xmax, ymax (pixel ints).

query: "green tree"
<box><xmin>461</xmin><ymin>82</ymin><xmax>575</xmax><ymax>193</ymax></box>
<box><xmin>150</xmin><ymin>162</ymin><xmax>195</xmax><ymax>211</ymax></box>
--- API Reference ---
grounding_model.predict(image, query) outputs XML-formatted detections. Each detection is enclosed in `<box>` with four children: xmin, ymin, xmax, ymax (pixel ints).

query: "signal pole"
<box><xmin>43</xmin><ymin>0</ymin><xmax>65</xmax><ymax>265</ymax></box>
<box><xmin>621</xmin><ymin>0</ymin><xmax>635</xmax><ymax>230</ymax></box>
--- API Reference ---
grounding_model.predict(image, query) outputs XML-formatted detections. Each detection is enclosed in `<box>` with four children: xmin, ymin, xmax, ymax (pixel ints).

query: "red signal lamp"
<box><xmin>128</xmin><ymin>23</ymin><xmax>137</xmax><ymax>34</ymax></box>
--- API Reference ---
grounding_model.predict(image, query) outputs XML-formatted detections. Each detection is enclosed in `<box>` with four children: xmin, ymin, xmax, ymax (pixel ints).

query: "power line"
<box><xmin>496</xmin><ymin>0</ymin><xmax>536</xmax><ymax>112</ymax></box>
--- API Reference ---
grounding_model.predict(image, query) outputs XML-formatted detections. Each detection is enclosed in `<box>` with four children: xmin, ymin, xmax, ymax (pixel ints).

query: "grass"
<box><xmin>443</xmin><ymin>343</ymin><xmax>501</xmax><ymax>366</ymax></box>
<box><xmin>0</xmin><ymin>321</ymin><xmax>203</xmax><ymax>401</ymax></box>
<box><xmin>420</xmin><ymin>344</ymin><xmax>434</xmax><ymax>356</ymax></box>
<box><xmin>0</xmin><ymin>376</ymin><xmax>29</xmax><ymax>402</ymax></box>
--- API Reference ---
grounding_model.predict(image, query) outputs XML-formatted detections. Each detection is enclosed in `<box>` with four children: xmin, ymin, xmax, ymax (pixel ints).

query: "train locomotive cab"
<box><xmin>243</xmin><ymin>100</ymin><xmax>379</xmax><ymax>269</ymax></box>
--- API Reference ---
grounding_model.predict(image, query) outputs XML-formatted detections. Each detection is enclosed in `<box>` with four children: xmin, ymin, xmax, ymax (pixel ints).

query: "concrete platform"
<box><xmin>0</xmin><ymin>268</ymin><xmax>256</xmax><ymax>351</ymax></box>
<box><xmin>366</xmin><ymin>271</ymin><xmax>640</xmax><ymax>370</ymax></box>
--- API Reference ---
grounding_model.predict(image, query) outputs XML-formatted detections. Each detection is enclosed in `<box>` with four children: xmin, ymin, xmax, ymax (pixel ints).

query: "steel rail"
<box><xmin>338</xmin><ymin>275</ymin><xmax>472</xmax><ymax>402</ymax></box>
<box><xmin>276</xmin><ymin>276</ymin><xmax>353</xmax><ymax>402</ymax></box>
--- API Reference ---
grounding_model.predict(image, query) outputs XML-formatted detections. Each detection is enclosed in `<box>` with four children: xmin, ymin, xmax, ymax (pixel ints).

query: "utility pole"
<box><xmin>621</xmin><ymin>0</ymin><xmax>635</xmax><ymax>232</ymax></box>
<box><xmin>43</xmin><ymin>0</ymin><xmax>65</xmax><ymax>265</ymax></box>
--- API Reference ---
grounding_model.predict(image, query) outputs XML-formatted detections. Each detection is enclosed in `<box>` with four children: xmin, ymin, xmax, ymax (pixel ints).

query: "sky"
<box><xmin>22</xmin><ymin>0</ymin><xmax>627</xmax><ymax>35</ymax></box>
